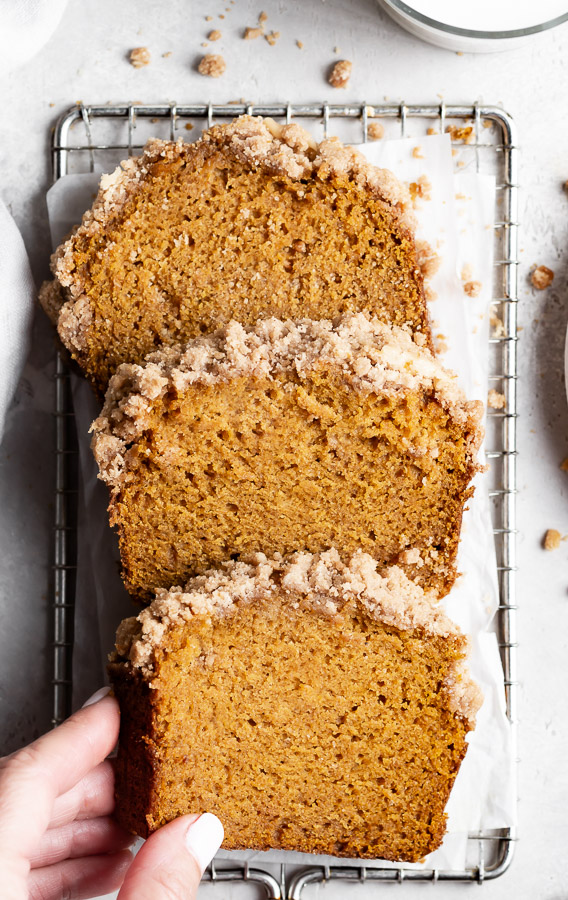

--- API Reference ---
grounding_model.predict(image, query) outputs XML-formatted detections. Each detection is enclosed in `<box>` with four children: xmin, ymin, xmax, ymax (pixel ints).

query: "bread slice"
<box><xmin>108</xmin><ymin>549</ymin><xmax>482</xmax><ymax>861</ymax></box>
<box><xmin>92</xmin><ymin>314</ymin><xmax>483</xmax><ymax>602</ymax></box>
<box><xmin>40</xmin><ymin>115</ymin><xmax>431</xmax><ymax>394</ymax></box>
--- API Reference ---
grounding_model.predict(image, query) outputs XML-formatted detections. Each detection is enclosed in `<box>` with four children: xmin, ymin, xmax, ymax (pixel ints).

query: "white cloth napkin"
<box><xmin>0</xmin><ymin>199</ymin><xmax>36</xmax><ymax>441</ymax></box>
<box><xmin>0</xmin><ymin>0</ymin><xmax>69</xmax><ymax>76</ymax></box>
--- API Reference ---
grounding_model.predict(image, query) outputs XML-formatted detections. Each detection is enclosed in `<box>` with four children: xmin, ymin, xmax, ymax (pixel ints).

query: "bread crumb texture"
<box><xmin>109</xmin><ymin>548</ymin><xmax>482</xmax><ymax>859</ymax></box>
<box><xmin>367</xmin><ymin>121</ymin><xmax>384</xmax><ymax>141</ymax></box>
<box><xmin>43</xmin><ymin>115</ymin><xmax>430</xmax><ymax>393</ymax></box>
<box><xmin>487</xmin><ymin>389</ymin><xmax>505</xmax><ymax>410</ymax></box>
<box><xmin>91</xmin><ymin>314</ymin><xmax>483</xmax><ymax>601</ymax></box>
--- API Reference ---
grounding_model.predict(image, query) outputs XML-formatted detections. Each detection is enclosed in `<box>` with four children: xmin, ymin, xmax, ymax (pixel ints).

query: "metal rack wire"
<box><xmin>50</xmin><ymin>101</ymin><xmax>518</xmax><ymax>896</ymax></box>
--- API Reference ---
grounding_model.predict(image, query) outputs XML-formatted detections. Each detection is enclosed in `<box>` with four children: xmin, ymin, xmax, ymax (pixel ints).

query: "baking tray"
<box><xmin>49</xmin><ymin>101</ymin><xmax>518</xmax><ymax>897</ymax></box>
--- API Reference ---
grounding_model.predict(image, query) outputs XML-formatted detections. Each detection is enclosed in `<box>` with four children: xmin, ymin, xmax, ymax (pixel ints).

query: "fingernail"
<box><xmin>82</xmin><ymin>686</ymin><xmax>111</xmax><ymax>708</ymax></box>
<box><xmin>185</xmin><ymin>813</ymin><xmax>224</xmax><ymax>874</ymax></box>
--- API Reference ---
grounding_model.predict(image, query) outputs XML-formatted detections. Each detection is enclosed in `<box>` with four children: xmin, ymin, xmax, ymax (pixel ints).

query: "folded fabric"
<box><xmin>0</xmin><ymin>199</ymin><xmax>36</xmax><ymax>442</ymax></box>
<box><xmin>0</xmin><ymin>0</ymin><xmax>69</xmax><ymax>76</ymax></box>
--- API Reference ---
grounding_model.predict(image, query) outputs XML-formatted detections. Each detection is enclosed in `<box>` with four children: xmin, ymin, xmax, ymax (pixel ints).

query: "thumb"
<box><xmin>118</xmin><ymin>813</ymin><xmax>224</xmax><ymax>900</ymax></box>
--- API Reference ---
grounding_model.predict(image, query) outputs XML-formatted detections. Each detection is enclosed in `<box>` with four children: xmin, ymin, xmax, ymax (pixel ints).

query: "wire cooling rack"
<box><xmin>50</xmin><ymin>101</ymin><xmax>518</xmax><ymax>897</ymax></box>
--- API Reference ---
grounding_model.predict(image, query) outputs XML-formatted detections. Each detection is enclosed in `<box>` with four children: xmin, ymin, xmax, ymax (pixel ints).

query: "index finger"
<box><xmin>0</xmin><ymin>693</ymin><xmax>120</xmax><ymax>862</ymax></box>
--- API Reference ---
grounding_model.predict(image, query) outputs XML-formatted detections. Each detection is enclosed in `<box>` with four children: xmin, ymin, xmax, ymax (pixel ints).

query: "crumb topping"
<box><xmin>329</xmin><ymin>59</ymin><xmax>352</xmax><ymax>88</ymax></box>
<box><xmin>112</xmin><ymin>548</ymin><xmax>481</xmax><ymax>724</ymax></box>
<box><xmin>91</xmin><ymin>314</ymin><xmax>483</xmax><ymax>488</ymax></box>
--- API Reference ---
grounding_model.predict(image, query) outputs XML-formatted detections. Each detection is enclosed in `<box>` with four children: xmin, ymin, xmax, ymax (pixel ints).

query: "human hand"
<box><xmin>0</xmin><ymin>687</ymin><xmax>224</xmax><ymax>900</ymax></box>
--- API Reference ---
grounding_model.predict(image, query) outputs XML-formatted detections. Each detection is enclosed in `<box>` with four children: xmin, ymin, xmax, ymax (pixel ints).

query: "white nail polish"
<box><xmin>82</xmin><ymin>686</ymin><xmax>111</xmax><ymax>707</ymax></box>
<box><xmin>185</xmin><ymin>813</ymin><xmax>224</xmax><ymax>873</ymax></box>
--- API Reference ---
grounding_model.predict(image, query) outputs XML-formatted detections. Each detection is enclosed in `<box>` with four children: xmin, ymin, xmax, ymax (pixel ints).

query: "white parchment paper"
<box><xmin>46</xmin><ymin>132</ymin><xmax>516</xmax><ymax>871</ymax></box>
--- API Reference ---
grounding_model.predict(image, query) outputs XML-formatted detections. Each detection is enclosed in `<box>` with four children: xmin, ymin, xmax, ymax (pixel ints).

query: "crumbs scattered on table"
<box><xmin>162</xmin><ymin>51</ymin><xmax>172</xmax><ymax>58</ymax></box>
<box><xmin>198</xmin><ymin>54</ymin><xmax>226</xmax><ymax>77</ymax></box>
<box><xmin>435</xmin><ymin>334</ymin><xmax>449</xmax><ymax>354</ymax></box>
<box><xmin>487</xmin><ymin>389</ymin><xmax>506</xmax><ymax>410</ymax></box>
<box><xmin>329</xmin><ymin>60</ymin><xmax>352</xmax><ymax>88</ymax></box>
<box><xmin>530</xmin><ymin>265</ymin><xmax>554</xmax><ymax>290</ymax></box>
<box><xmin>129</xmin><ymin>47</ymin><xmax>151</xmax><ymax>68</ymax></box>
<box><xmin>208</xmin><ymin>30</ymin><xmax>222</xmax><ymax>41</ymax></box>
<box><xmin>490</xmin><ymin>311</ymin><xmax>506</xmax><ymax>339</ymax></box>
<box><xmin>296</xmin><ymin>39</ymin><xmax>304</xmax><ymax>49</ymax></box>
<box><xmin>334</xmin><ymin>45</ymin><xmax>340</xmax><ymax>54</ymax></box>
<box><xmin>463</xmin><ymin>281</ymin><xmax>482</xmax><ymax>298</ymax></box>
<box><xmin>416</xmin><ymin>240</ymin><xmax>440</xmax><ymax>279</ymax></box>
<box><xmin>244</xmin><ymin>26</ymin><xmax>263</xmax><ymax>39</ymax></box>
<box><xmin>560</xmin><ymin>457</ymin><xmax>568</xmax><ymax>472</ymax></box>
<box><xmin>412</xmin><ymin>146</ymin><xmax>424</xmax><ymax>159</ymax></box>
<box><xmin>427</xmin><ymin>127</ymin><xmax>438</xmax><ymax>136</ymax></box>
<box><xmin>409</xmin><ymin>175</ymin><xmax>432</xmax><ymax>204</ymax></box>
<box><xmin>367</xmin><ymin>122</ymin><xmax>384</xmax><ymax>141</ymax></box>
<box><xmin>543</xmin><ymin>529</ymin><xmax>564</xmax><ymax>551</ymax></box>
<box><xmin>455</xmin><ymin>192</ymin><xmax>467</xmax><ymax>201</ymax></box>
<box><xmin>205</xmin><ymin>15</ymin><xmax>213</xmax><ymax>21</ymax></box>
<box><xmin>265</xmin><ymin>31</ymin><xmax>280</xmax><ymax>46</ymax></box>
<box><xmin>259</xmin><ymin>11</ymin><xmax>268</xmax><ymax>24</ymax></box>
<box><xmin>184</xmin><ymin>123</ymin><xmax>194</xmax><ymax>131</ymax></box>
<box><xmin>460</xmin><ymin>264</ymin><xmax>472</xmax><ymax>282</ymax></box>
<box><xmin>446</xmin><ymin>124</ymin><xmax>474</xmax><ymax>144</ymax></box>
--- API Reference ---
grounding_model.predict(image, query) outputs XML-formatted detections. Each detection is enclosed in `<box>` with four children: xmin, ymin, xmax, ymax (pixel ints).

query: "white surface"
<box><xmin>1</xmin><ymin>0</ymin><xmax>568</xmax><ymax>897</ymax></box>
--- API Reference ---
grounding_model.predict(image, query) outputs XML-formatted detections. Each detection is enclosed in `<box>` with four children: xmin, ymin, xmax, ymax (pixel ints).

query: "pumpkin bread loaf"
<box><xmin>91</xmin><ymin>314</ymin><xmax>483</xmax><ymax>602</ymax></box>
<box><xmin>40</xmin><ymin>115</ymin><xmax>431</xmax><ymax>394</ymax></box>
<box><xmin>108</xmin><ymin>549</ymin><xmax>482</xmax><ymax>861</ymax></box>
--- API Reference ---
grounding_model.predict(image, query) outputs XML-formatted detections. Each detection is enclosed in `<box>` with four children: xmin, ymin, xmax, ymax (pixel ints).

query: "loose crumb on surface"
<box><xmin>460</xmin><ymin>264</ymin><xmax>472</xmax><ymax>282</ymax></box>
<box><xmin>530</xmin><ymin>265</ymin><xmax>554</xmax><ymax>290</ymax></box>
<box><xmin>427</xmin><ymin>127</ymin><xmax>438</xmax><ymax>136</ymax></box>
<box><xmin>259</xmin><ymin>11</ymin><xmax>268</xmax><ymax>24</ymax></box>
<box><xmin>244</xmin><ymin>25</ymin><xmax>263</xmax><ymax>39</ymax></box>
<box><xmin>409</xmin><ymin>175</ymin><xmax>432</xmax><ymax>203</ymax></box>
<box><xmin>329</xmin><ymin>59</ymin><xmax>352</xmax><ymax>89</ymax></box>
<box><xmin>367</xmin><ymin>122</ymin><xmax>384</xmax><ymax>141</ymax></box>
<box><xmin>543</xmin><ymin>529</ymin><xmax>563</xmax><ymax>551</ymax></box>
<box><xmin>435</xmin><ymin>334</ymin><xmax>449</xmax><ymax>354</ymax></box>
<box><xmin>490</xmin><ymin>311</ymin><xmax>506</xmax><ymax>339</ymax></box>
<box><xmin>198</xmin><ymin>54</ymin><xmax>226</xmax><ymax>77</ymax></box>
<box><xmin>487</xmin><ymin>389</ymin><xmax>506</xmax><ymax>410</ymax></box>
<box><xmin>561</xmin><ymin>458</ymin><xmax>568</xmax><ymax>472</ymax></box>
<box><xmin>205</xmin><ymin>15</ymin><xmax>213</xmax><ymax>21</ymax></box>
<box><xmin>129</xmin><ymin>47</ymin><xmax>151</xmax><ymax>68</ymax></box>
<box><xmin>463</xmin><ymin>281</ymin><xmax>482</xmax><ymax>298</ymax></box>
<box><xmin>296</xmin><ymin>39</ymin><xmax>304</xmax><ymax>49</ymax></box>
<box><xmin>184</xmin><ymin>123</ymin><xmax>194</xmax><ymax>131</ymax></box>
<box><xmin>265</xmin><ymin>30</ymin><xmax>280</xmax><ymax>46</ymax></box>
<box><xmin>208</xmin><ymin>29</ymin><xmax>222</xmax><ymax>41</ymax></box>
<box><xmin>412</xmin><ymin>146</ymin><xmax>424</xmax><ymax>159</ymax></box>
<box><xmin>446</xmin><ymin>124</ymin><xmax>474</xmax><ymax>144</ymax></box>
<box><xmin>162</xmin><ymin>51</ymin><xmax>172</xmax><ymax>58</ymax></box>
<box><xmin>333</xmin><ymin>45</ymin><xmax>340</xmax><ymax>53</ymax></box>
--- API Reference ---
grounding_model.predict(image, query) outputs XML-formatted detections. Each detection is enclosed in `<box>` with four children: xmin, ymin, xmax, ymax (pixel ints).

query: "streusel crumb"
<box><xmin>412</xmin><ymin>146</ymin><xmax>424</xmax><ymax>159</ymax></box>
<box><xmin>530</xmin><ymin>265</ymin><xmax>554</xmax><ymax>290</ymax></box>
<box><xmin>367</xmin><ymin>122</ymin><xmax>384</xmax><ymax>141</ymax></box>
<box><xmin>129</xmin><ymin>47</ymin><xmax>150</xmax><ymax>68</ymax></box>
<box><xmin>543</xmin><ymin>529</ymin><xmax>562</xmax><ymax>551</ymax></box>
<box><xmin>198</xmin><ymin>54</ymin><xmax>226</xmax><ymax>77</ymax></box>
<box><xmin>208</xmin><ymin>29</ymin><xmax>222</xmax><ymax>41</ymax></box>
<box><xmin>265</xmin><ymin>30</ymin><xmax>280</xmax><ymax>46</ymax></box>
<box><xmin>463</xmin><ymin>281</ymin><xmax>482</xmax><ymax>298</ymax></box>
<box><xmin>244</xmin><ymin>26</ymin><xmax>263</xmax><ymax>39</ymax></box>
<box><xmin>487</xmin><ymin>390</ymin><xmax>506</xmax><ymax>410</ymax></box>
<box><xmin>329</xmin><ymin>60</ymin><xmax>352</xmax><ymax>89</ymax></box>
